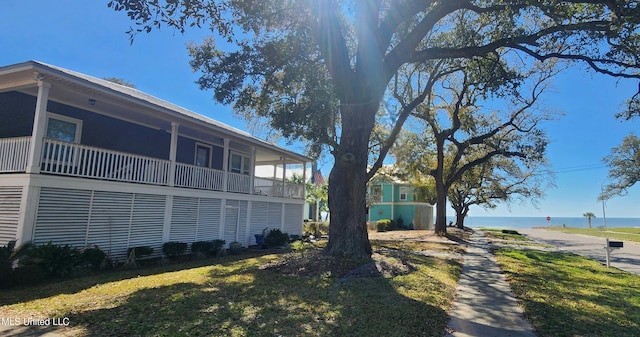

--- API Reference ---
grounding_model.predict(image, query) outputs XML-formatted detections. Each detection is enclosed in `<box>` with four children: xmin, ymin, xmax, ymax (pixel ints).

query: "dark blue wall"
<box><xmin>0</xmin><ymin>91</ymin><xmax>36</xmax><ymax>137</ymax></box>
<box><xmin>0</xmin><ymin>91</ymin><xmax>224</xmax><ymax>165</ymax></box>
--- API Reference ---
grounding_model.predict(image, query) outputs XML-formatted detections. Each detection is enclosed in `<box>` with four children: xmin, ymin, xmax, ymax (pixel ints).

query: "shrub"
<box><xmin>29</xmin><ymin>242</ymin><xmax>81</xmax><ymax>278</ymax></box>
<box><xmin>81</xmin><ymin>246</ymin><xmax>107</xmax><ymax>270</ymax></box>
<box><xmin>162</xmin><ymin>242</ymin><xmax>188</xmax><ymax>257</ymax></box>
<box><xmin>264</xmin><ymin>229</ymin><xmax>289</xmax><ymax>248</ymax></box>
<box><xmin>11</xmin><ymin>264</ymin><xmax>47</xmax><ymax>286</ymax></box>
<box><xmin>127</xmin><ymin>246</ymin><xmax>154</xmax><ymax>258</ymax></box>
<box><xmin>501</xmin><ymin>229</ymin><xmax>520</xmax><ymax>235</ymax></box>
<box><xmin>191</xmin><ymin>241</ymin><xmax>213</xmax><ymax>255</ymax></box>
<box><xmin>396</xmin><ymin>216</ymin><xmax>405</xmax><ymax>229</ymax></box>
<box><xmin>377</xmin><ymin>219</ymin><xmax>392</xmax><ymax>232</ymax></box>
<box><xmin>229</xmin><ymin>241</ymin><xmax>243</xmax><ymax>255</ymax></box>
<box><xmin>211</xmin><ymin>239</ymin><xmax>226</xmax><ymax>256</ymax></box>
<box><xmin>0</xmin><ymin>240</ymin><xmax>34</xmax><ymax>288</ymax></box>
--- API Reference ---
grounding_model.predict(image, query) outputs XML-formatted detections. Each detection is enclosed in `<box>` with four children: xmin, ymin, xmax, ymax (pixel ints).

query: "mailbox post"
<box><xmin>604</xmin><ymin>238</ymin><xmax>623</xmax><ymax>268</ymax></box>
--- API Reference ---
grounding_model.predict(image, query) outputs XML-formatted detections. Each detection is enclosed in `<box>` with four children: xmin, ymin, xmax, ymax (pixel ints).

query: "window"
<box><xmin>45</xmin><ymin>113</ymin><xmax>82</xmax><ymax>143</ymax></box>
<box><xmin>399</xmin><ymin>187</ymin><xmax>409</xmax><ymax>201</ymax></box>
<box><xmin>370</xmin><ymin>185</ymin><xmax>382</xmax><ymax>203</ymax></box>
<box><xmin>195</xmin><ymin>143</ymin><xmax>212</xmax><ymax>167</ymax></box>
<box><xmin>229</xmin><ymin>152</ymin><xmax>251</xmax><ymax>175</ymax></box>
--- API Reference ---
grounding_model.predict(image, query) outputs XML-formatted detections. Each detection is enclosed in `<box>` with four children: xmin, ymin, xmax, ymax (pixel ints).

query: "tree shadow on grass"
<box><xmin>0</xmin><ymin>251</ymin><xmax>278</xmax><ymax>307</ymax></box>
<box><xmin>8</xmin><ymin>255</ymin><xmax>453</xmax><ymax>337</ymax></box>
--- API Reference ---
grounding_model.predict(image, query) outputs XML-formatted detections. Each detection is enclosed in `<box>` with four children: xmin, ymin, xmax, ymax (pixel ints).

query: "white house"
<box><xmin>0</xmin><ymin>60</ymin><xmax>310</xmax><ymax>260</ymax></box>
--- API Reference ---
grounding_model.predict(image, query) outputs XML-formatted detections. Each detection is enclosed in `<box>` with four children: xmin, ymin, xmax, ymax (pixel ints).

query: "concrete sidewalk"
<box><xmin>446</xmin><ymin>231</ymin><xmax>537</xmax><ymax>337</ymax></box>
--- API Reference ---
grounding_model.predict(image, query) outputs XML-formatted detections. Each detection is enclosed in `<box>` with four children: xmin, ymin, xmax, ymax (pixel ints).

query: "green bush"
<box><xmin>127</xmin><ymin>246</ymin><xmax>154</xmax><ymax>258</ymax></box>
<box><xmin>377</xmin><ymin>219</ymin><xmax>392</xmax><ymax>232</ymax></box>
<box><xmin>264</xmin><ymin>229</ymin><xmax>289</xmax><ymax>248</ymax></box>
<box><xmin>81</xmin><ymin>246</ymin><xmax>107</xmax><ymax>270</ymax></box>
<box><xmin>29</xmin><ymin>242</ymin><xmax>81</xmax><ymax>278</ymax></box>
<box><xmin>211</xmin><ymin>239</ymin><xmax>227</xmax><ymax>256</ymax></box>
<box><xmin>162</xmin><ymin>242</ymin><xmax>188</xmax><ymax>257</ymax></box>
<box><xmin>501</xmin><ymin>229</ymin><xmax>520</xmax><ymax>235</ymax></box>
<box><xmin>0</xmin><ymin>240</ymin><xmax>33</xmax><ymax>288</ymax></box>
<box><xmin>191</xmin><ymin>241</ymin><xmax>213</xmax><ymax>255</ymax></box>
<box><xmin>11</xmin><ymin>264</ymin><xmax>47</xmax><ymax>286</ymax></box>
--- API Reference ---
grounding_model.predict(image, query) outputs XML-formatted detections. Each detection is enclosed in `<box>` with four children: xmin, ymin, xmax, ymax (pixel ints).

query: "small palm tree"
<box><xmin>583</xmin><ymin>212</ymin><xmax>596</xmax><ymax>228</ymax></box>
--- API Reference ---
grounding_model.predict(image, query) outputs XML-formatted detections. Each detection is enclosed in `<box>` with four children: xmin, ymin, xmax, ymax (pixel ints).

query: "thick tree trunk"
<box><xmin>455</xmin><ymin>207</ymin><xmax>469</xmax><ymax>229</ymax></box>
<box><xmin>433</xmin><ymin>136</ymin><xmax>448</xmax><ymax>235</ymax></box>
<box><xmin>325</xmin><ymin>103</ymin><xmax>376</xmax><ymax>259</ymax></box>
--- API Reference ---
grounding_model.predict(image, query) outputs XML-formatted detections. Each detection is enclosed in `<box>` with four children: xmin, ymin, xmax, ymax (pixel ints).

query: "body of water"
<box><xmin>448</xmin><ymin>216</ymin><xmax>640</xmax><ymax>230</ymax></box>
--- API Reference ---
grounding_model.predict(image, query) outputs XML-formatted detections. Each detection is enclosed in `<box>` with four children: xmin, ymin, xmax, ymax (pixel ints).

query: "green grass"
<box><xmin>545</xmin><ymin>227</ymin><xmax>640</xmax><ymax>243</ymax></box>
<box><xmin>480</xmin><ymin>228</ymin><xmax>533</xmax><ymax>242</ymax></box>
<box><xmin>0</xmin><ymin>243</ymin><xmax>461</xmax><ymax>337</ymax></box>
<box><xmin>495</xmin><ymin>248</ymin><xmax>640</xmax><ymax>337</ymax></box>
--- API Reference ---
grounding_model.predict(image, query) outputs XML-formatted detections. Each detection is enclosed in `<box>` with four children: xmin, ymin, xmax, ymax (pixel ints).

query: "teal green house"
<box><xmin>367</xmin><ymin>171</ymin><xmax>434</xmax><ymax>230</ymax></box>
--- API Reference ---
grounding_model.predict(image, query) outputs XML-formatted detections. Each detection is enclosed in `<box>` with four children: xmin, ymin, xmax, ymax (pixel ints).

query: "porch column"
<box><xmin>222</xmin><ymin>139</ymin><xmax>230</xmax><ymax>192</ymax></box>
<box><xmin>281</xmin><ymin>157</ymin><xmax>287</xmax><ymax>197</ymax></box>
<box><xmin>250</xmin><ymin>146</ymin><xmax>256</xmax><ymax>194</ymax></box>
<box><xmin>168</xmin><ymin>122</ymin><xmax>179</xmax><ymax>187</ymax></box>
<box><xmin>302</xmin><ymin>162</ymin><xmax>307</xmax><ymax>200</ymax></box>
<box><xmin>26</xmin><ymin>79</ymin><xmax>51</xmax><ymax>174</ymax></box>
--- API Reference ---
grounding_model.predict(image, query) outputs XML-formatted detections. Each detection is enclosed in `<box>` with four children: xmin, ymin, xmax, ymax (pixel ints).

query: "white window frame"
<box><xmin>194</xmin><ymin>142</ymin><xmax>213</xmax><ymax>168</ymax></box>
<box><xmin>229</xmin><ymin>151</ymin><xmax>251</xmax><ymax>175</ymax></box>
<box><xmin>45</xmin><ymin>112</ymin><xmax>83</xmax><ymax>143</ymax></box>
<box><xmin>399</xmin><ymin>186</ymin><xmax>409</xmax><ymax>201</ymax></box>
<box><xmin>371</xmin><ymin>185</ymin><xmax>382</xmax><ymax>203</ymax></box>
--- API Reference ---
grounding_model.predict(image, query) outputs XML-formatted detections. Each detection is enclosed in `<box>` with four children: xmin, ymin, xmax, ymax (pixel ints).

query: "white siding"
<box><xmin>170</xmin><ymin>196</ymin><xmax>198</xmax><ymax>242</ymax></box>
<box><xmin>0</xmin><ymin>186</ymin><xmax>22</xmax><ymax>246</ymax></box>
<box><xmin>249</xmin><ymin>201</ymin><xmax>270</xmax><ymax>244</ymax></box>
<box><xmin>33</xmin><ymin>188</ymin><xmax>165</xmax><ymax>261</ymax></box>
<box><xmin>170</xmin><ymin>196</ymin><xmax>223</xmax><ymax>243</ymax></box>
<box><xmin>196</xmin><ymin>198</ymin><xmax>222</xmax><ymax>241</ymax></box>
<box><xmin>86</xmin><ymin>191</ymin><xmax>134</xmax><ymax>258</ymax></box>
<box><xmin>284</xmin><ymin>203</ymin><xmax>303</xmax><ymax>236</ymax></box>
<box><xmin>129</xmin><ymin>194</ymin><xmax>165</xmax><ymax>255</ymax></box>
<box><xmin>34</xmin><ymin>188</ymin><xmax>91</xmax><ymax>246</ymax></box>
<box><xmin>224</xmin><ymin>200</ymin><xmax>247</xmax><ymax>246</ymax></box>
<box><xmin>267</xmin><ymin>202</ymin><xmax>282</xmax><ymax>229</ymax></box>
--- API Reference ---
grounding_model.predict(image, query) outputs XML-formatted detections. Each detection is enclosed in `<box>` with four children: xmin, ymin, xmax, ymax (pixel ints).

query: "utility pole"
<box><xmin>601</xmin><ymin>185</ymin><xmax>607</xmax><ymax>229</ymax></box>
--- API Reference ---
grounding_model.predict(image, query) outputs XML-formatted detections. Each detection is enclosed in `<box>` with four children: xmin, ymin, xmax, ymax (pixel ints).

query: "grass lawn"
<box><xmin>544</xmin><ymin>227</ymin><xmax>640</xmax><ymax>243</ymax></box>
<box><xmin>480</xmin><ymin>228</ymin><xmax>532</xmax><ymax>242</ymax></box>
<box><xmin>495</xmin><ymin>248</ymin><xmax>640</xmax><ymax>337</ymax></box>
<box><xmin>0</xmin><ymin>239</ymin><xmax>462</xmax><ymax>337</ymax></box>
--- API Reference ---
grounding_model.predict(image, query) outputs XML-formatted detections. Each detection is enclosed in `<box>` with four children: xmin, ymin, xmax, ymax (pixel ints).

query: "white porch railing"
<box><xmin>0</xmin><ymin>137</ymin><xmax>304</xmax><ymax>199</ymax></box>
<box><xmin>254</xmin><ymin>177</ymin><xmax>304</xmax><ymax>199</ymax></box>
<box><xmin>41</xmin><ymin>138</ymin><xmax>171</xmax><ymax>185</ymax></box>
<box><xmin>227</xmin><ymin>171</ymin><xmax>252</xmax><ymax>193</ymax></box>
<box><xmin>0</xmin><ymin>136</ymin><xmax>31</xmax><ymax>172</ymax></box>
<box><xmin>175</xmin><ymin>163</ymin><xmax>224</xmax><ymax>191</ymax></box>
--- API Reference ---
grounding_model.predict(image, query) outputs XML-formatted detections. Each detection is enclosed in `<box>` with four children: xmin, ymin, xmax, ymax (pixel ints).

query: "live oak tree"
<box><xmin>394</xmin><ymin>62</ymin><xmax>555</xmax><ymax>234</ymax></box>
<box><xmin>602</xmin><ymin>134</ymin><xmax>640</xmax><ymax>199</ymax></box>
<box><xmin>109</xmin><ymin>0</ymin><xmax>640</xmax><ymax>258</ymax></box>
<box><xmin>449</xmin><ymin>157</ymin><xmax>548</xmax><ymax>229</ymax></box>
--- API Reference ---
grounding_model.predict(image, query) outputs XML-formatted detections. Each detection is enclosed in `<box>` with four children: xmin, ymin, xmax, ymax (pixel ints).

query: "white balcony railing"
<box><xmin>175</xmin><ymin>163</ymin><xmax>224</xmax><ymax>191</ymax></box>
<box><xmin>41</xmin><ymin>138</ymin><xmax>171</xmax><ymax>185</ymax></box>
<box><xmin>0</xmin><ymin>137</ymin><xmax>304</xmax><ymax>199</ymax></box>
<box><xmin>227</xmin><ymin>171</ymin><xmax>252</xmax><ymax>193</ymax></box>
<box><xmin>254</xmin><ymin>177</ymin><xmax>304</xmax><ymax>199</ymax></box>
<box><xmin>0</xmin><ymin>136</ymin><xmax>31</xmax><ymax>173</ymax></box>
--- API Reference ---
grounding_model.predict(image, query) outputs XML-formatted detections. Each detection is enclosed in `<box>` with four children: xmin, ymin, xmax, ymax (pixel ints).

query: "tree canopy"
<box><xmin>602</xmin><ymin>133</ymin><xmax>640</xmax><ymax>199</ymax></box>
<box><xmin>110</xmin><ymin>0</ymin><xmax>640</xmax><ymax>258</ymax></box>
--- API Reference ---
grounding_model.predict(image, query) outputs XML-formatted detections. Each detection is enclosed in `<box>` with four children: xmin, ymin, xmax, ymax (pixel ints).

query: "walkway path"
<box><xmin>520</xmin><ymin>228</ymin><xmax>640</xmax><ymax>275</ymax></box>
<box><xmin>446</xmin><ymin>231</ymin><xmax>537</xmax><ymax>337</ymax></box>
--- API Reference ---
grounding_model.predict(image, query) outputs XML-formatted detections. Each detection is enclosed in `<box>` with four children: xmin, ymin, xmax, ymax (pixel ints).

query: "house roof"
<box><xmin>0</xmin><ymin>60</ymin><xmax>311</xmax><ymax>163</ymax></box>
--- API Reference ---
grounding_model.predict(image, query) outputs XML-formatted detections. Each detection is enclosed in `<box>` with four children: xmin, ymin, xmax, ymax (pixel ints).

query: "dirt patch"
<box><xmin>261</xmin><ymin>229</ymin><xmax>467</xmax><ymax>279</ymax></box>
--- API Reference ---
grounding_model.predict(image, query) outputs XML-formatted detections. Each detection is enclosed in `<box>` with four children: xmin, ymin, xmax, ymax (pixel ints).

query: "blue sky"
<box><xmin>2</xmin><ymin>1</ymin><xmax>639</xmax><ymax>218</ymax></box>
